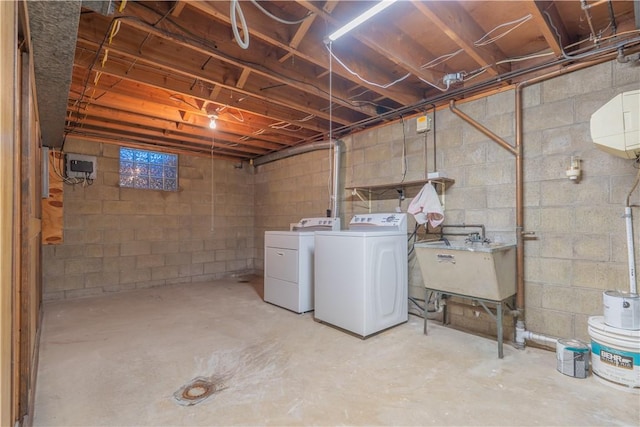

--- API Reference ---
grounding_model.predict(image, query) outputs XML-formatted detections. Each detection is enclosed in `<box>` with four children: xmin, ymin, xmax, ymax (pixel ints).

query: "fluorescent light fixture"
<box><xmin>327</xmin><ymin>0</ymin><xmax>397</xmax><ymax>42</ymax></box>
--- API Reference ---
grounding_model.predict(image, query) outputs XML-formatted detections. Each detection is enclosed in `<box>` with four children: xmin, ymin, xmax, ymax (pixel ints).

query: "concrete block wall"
<box><xmin>253</xmin><ymin>149</ymin><xmax>334</xmax><ymax>270</ymax></box>
<box><xmin>252</xmin><ymin>59</ymin><xmax>640</xmax><ymax>344</ymax></box>
<box><xmin>42</xmin><ymin>138</ymin><xmax>255</xmax><ymax>300</ymax></box>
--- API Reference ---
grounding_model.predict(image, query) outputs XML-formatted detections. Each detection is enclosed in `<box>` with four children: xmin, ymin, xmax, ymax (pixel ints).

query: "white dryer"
<box><xmin>264</xmin><ymin>218</ymin><xmax>340</xmax><ymax>313</ymax></box>
<box><xmin>314</xmin><ymin>213</ymin><xmax>408</xmax><ymax>337</ymax></box>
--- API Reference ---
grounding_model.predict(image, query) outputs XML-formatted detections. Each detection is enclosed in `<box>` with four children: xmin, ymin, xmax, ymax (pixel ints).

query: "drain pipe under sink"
<box><xmin>515</xmin><ymin>320</ymin><xmax>558</xmax><ymax>347</ymax></box>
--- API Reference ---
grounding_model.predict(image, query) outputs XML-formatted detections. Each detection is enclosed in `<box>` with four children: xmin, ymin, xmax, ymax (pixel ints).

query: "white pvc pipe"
<box><xmin>515</xmin><ymin>320</ymin><xmax>558</xmax><ymax>348</ymax></box>
<box><xmin>332</xmin><ymin>140</ymin><xmax>342</xmax><ymax>218</ymax></box>
<box><xmin>625</xmin><ymin>206</ymin><xmax>637</xmax><ymax>294</ymax></box>
<box><xmin>524</xmin><ymin>331</ymin><xmax>558</xmax><ymax>345</ymax></box>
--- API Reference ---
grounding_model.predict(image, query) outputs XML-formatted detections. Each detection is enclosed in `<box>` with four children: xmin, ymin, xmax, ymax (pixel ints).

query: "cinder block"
<box><xmin>136</xmin><ymin>254</ymin><xmax>165</xmax><ymax>268</ymax></box>
<box><xmin>542</xmin><ymin>62</ymin><xmax>611</xmax><ymax>103</ymax></box>
<box><xmin>204</xmin><ymin>261</ymin><xmax>226</xmax><ymax>274</ymax></box>
<box><xmin>102</xmin><ymin>144</ymin><xmax>120</xmax><ymax>158</ymax></box>
<box><xmin>134</xmin><ymin>280</ymin><xmax>166</xmax><ymax>290</ymax></box>
<box><xmin>42</xmin><ymin>291</ymin><xmax>65</xmax><ymax>301</ymax></box>
<box><xmin>102</xmin><ymin>200</ymin><xmax>136</xmax><ymax>215</ymax></box>
<box><xmin>486</xmin><ymin>90</ymin><xmax>515</xmax><ymax>116</ymax></box>
<box><xmin>537</xmin><ymin>257</ymin><xmax>572</xmax><ymax>286</ymax></box>
<box><xmin>120</xmin><ymin>241</ymin><xmax>151</xmax><ymax>256</ymax></box>
<box><xmin>539</xmin><ymin>234</ymin><xmax>574</xmax><ymax>259</ymax></box>
<box><xmin>573</xmin><ymin>234</ymin><xmax>610</xmax><ymax>261</ymax></box>
<box><xmin>84</xmin><ymin>272</ymin><xmax>116</xmax><ymax>288</ymax></box>
<box><xmin>541</xmin><ymin>285</ymin><xmax>575</xmax><ymax>311</ymax></box>
<box><xmin>43</xmin><ymin>258</ymin><xmax>65</xmax><ymax>277</ymax></box>
<box><xmin>539</xmin><ymin>207</ymin><xmax>574</xmax><ymax>232</ymax></box>
<box><xmin>103</xmin><ymin>229</ymin><xmax>135</xmax><ymax>243</ymax></box>
<box><xmin>525</xmin><ymin>307</ymin><xmax>573</xmax><ymax>338</ymax></box>
<box><xmin>86</xmin><ymin>214</ymin><xmax>121</xmax><ymax>230</ymax></box>
<box><xmin>151</xmin><ymin>265</ymin><xmax>179</xmax><ymax>280</ymax></box>
<box><xmin>45</xmin><ymin>275</ymin><xmax>83</xmax><ymax>292</ymax></box>
<box><xmin>54</xmin><ymin>245</ymin><xmax>84</xmax><ymax>259</ymax></box>
<box><xmin>165</xmin><ymin>252</ymin><xmax>191</xmax><ymax>266</ymax></box>
<box><xmin>119</xmin><ymin>268</ymin><xmax>151</xmax><ymax>284</ymax></box>
<box><xmin>64</xmin><ymin>200</ymin><xmax>102</xmax><ymax>215</ymax></box>
<box><xmin>134</xmin><ymin>228</ymin><xmax>164</xmax><ymax>242</ymax></box>
<box><xmin>180</xmin><ymin>240</ymin><xmax>204</xmax><ymax>253</ymax></box>
<box><xmin>524</xmin><ymin>282</ymin><xmax>543</xmax><ymax>308</ymax></box>
<box><xmin>65</xmin><ymin>287</ymin><xmax>105</xmax><ymax>299</ymax></box>
<box><xmin>84</xmin><ymin>244</ymin><xmax>104</xmax><ymax>258</ymax></box>
<box><xmin>575</xmin><ymin>206</ymin><xmax>624</xmax><ymax>234</ymax></box>
<box><xmin>574</xmin><ymin>288</ymin><xmax>604</xmax><ymax>315</ymax></box>
<box><xmin>103</xmin><ymin>283</ymin><xmax>137</xmax><ymax>293</ymax></box>
<box><xmin>524</xmin><ymin>99</ymin><xmax>574</xmax><ymax>132</ymax></box>
<box><xmin>149</xmin><ymin>241</ymin><xmax>179</xmax><ymax>255</ymax></box>
<box><xmin>180</xmin><ymin>263</ymin><xmax>203</xmax><ymax>277</ymax></box>
<box><xmin>572</xmin><ymin>260</ymin><xmax>627</xmax><ymax>290</ymax></box>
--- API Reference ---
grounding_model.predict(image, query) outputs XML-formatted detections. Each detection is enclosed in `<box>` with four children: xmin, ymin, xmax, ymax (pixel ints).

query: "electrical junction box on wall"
<box><xmin>65</xmin><ymin>153</ymin><xmax>97</xmax><ymax>180</ymax></box>
<box><xmin>416</xmin><ymin>115</ymin><xmax>431</xmax><ymax>133</ymax></box>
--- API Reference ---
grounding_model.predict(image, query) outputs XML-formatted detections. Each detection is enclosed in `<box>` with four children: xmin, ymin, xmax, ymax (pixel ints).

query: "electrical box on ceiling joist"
<box><xmin>416</xmin><ymin>115</ymin><xmax>431</xmax><ymax>133</ymax></box>
<box><xmin>65</xmin><ymin>153</ymin><xmax>97</xmax><ymax>180</ymax></box>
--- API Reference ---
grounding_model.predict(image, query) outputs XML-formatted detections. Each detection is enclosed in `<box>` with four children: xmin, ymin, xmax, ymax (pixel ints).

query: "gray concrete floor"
<box><xmin>33</xmin><ymin>277</ymin><xmax>639</xmax><ymax>426</ymax></box>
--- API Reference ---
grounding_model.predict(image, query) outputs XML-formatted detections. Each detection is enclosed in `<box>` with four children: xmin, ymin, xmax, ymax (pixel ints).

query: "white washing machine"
<box><xmin>314</xmin><ymin>213</ymin><xmax>408</xmax><ymax>337</ymax></box>
<box><xmin>264</xmin><ymin>217</ymin><xmax>340</xmax><ymax>313</ymax></box>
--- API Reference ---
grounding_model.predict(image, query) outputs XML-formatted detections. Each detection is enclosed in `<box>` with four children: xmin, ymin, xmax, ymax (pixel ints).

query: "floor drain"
<box><xmin>173</xmin><ymin>377</ymin><xmax>221</xmax><ymax>406</ymax></box>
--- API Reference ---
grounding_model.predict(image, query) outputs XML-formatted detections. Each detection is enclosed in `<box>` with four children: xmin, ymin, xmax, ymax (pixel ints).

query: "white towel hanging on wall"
<box><xmin>407</xmin><ymin>182</ymin><xmax>444</xmax><ymax>227</ymax></box>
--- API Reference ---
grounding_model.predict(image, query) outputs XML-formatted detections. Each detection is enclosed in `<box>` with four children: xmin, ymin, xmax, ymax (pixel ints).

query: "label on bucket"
<box><xmin>556</xmin><ymin>339</ymin><xmax>589</xmax><ymax>378</ymax></box>
<box><xmin>591</xmin><ymin>341</ymin><xmax>640</xmax><ymax>388</ymax></box>
<box><xmin>603</xmin><ymin>291</ymin><xmax>640</xmax><ymax>330</ymax></box>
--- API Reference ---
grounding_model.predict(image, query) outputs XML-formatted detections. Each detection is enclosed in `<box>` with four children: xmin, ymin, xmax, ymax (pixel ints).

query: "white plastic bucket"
<box><xmin>556</xmin><ymin>338</ymin><xmax>590</xmax><ymax>378</ymax></box>
<box><xmin>603</xmin><ymin>291</ymin><xmax>640</xmax><ymax>330</ymax></box>
<box><xmin>588</xmin><ymin>316</ymin><xmax>640</xmax><ymax>392</ymax></box>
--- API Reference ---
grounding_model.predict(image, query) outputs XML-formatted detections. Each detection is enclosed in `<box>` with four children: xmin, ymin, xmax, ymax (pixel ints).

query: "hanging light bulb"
<box><xmin>208</xmin><ymin>114</ymin><xmax>218</xmax><ymax>129</ymax></box>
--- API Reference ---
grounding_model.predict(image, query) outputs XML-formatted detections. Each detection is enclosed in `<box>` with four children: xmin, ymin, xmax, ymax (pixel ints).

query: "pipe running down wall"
<box><xmin>449</xmin><ymin>53</ymin><xmax>618</xmax><ymax>347</ymax></box>
<box><xmin>448</xmin><ymin>99</ymin><xmax>526</xmax><ymax>318</ymax></box>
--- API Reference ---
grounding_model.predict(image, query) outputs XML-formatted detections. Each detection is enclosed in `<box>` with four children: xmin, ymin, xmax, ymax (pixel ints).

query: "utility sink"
<box><xmin>414</xmin><ymin>241</ymin><xmax>516</xmax><ymax>301</ymax></box>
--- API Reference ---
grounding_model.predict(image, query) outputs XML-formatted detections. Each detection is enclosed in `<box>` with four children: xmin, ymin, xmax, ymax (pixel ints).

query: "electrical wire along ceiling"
<box><xmin>56</xmin><ymin>0</ymin><xmax>640</xmax><ymax>162</ymax></box>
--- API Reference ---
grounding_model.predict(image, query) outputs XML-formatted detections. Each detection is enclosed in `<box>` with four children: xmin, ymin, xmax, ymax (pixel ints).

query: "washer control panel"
<box><xmin>292</xmin><ymin>217</ymin><xmax>341</xmax><ymax>231</ymax></box>
<box><xmin>349</xmin><ymin>213</ymin><xmax>407</xmax><ymax>232</ymax></box>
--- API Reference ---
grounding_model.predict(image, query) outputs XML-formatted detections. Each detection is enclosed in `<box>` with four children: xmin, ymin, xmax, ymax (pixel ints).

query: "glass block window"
<box><xmin>119</xmin><ymin>147</ymin><xmax>178</xmax><ymax>191</ymax></box>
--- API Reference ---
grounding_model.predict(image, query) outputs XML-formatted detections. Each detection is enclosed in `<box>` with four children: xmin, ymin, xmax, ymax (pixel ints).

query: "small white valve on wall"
<box><xmin>565</xmin><ymin>155</ymin><xmax>581</xmax><ymax>182</ymax></box>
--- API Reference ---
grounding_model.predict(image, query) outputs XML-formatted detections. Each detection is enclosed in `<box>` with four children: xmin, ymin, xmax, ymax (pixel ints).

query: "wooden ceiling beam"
<box><xmin>182</xmin><ymin>0</ymin><xmax>420</xmax><ymax>106</ymax></box>
<box><xmin>66</xmin><ymin>130</ymin><xmax>245</xmax><ymax>161</ymax></box>
<box><xmin>71</xmin><ymin>66</ymin><xmax>330</xmax><ymax>136</ymax></box>
<box><xmin>73</xmin><ymin>60</ymin><xmax>330</xmax><ymax>136</ymax></box>
<box><xmin>411</xmin><ymin>1</ymin><xmax>509</xmax><ymax>77</ymax></box>
<box><xmin>525</xmin><ymin>1</ymin><xmax>567</xmax><ymax>56</ymax></box>
<box><xmin>68</xmin><ymin>83</ymin><xmax>301</xmax><ymax>148</ymax></box>
<box><xmin>171</xmin><ymin>1</ymin><xmax>187</xmax><ymax>18</ymax></box>
<box><xmin>66</xmin><ymin>108</ymin><xmax>275</xmax><ymax>156</ymax></box>
<box><xmin>97</xmin><ymin>11</ymin><xmax>375</xmax><ymax>119</ymax></box>
<box><xmin>236</xmin><ymin>68</ymin><xmax>251</xmax><ymax>89</ymax></box>
<box><xmin>75</xmin><ymin>36</ymin><xmax>352</xmax><ymax>127</ymax></box>
<box><xmin>67</xmin><ymin>114</ymin><xmax>270</xmax><ymax>156</ymax></box>
<box><xmin>278</xmin><ymin>1</ymin><xmax>339</xmax><ymax>63</ymax></box>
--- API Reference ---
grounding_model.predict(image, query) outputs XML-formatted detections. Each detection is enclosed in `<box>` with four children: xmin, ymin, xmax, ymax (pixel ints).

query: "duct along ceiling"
<box><xmin>28</xmin><ymin>0</ymin><xmax>640</xmax><ymax>162</ymax></box>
